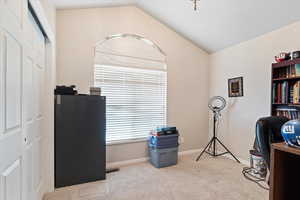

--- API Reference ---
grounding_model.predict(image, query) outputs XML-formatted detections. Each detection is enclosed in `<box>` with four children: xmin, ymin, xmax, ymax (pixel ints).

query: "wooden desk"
<box><xmin>270</xmin><ymin>142</ymin><xmax>300</xmax><ymax>200</ymax></box>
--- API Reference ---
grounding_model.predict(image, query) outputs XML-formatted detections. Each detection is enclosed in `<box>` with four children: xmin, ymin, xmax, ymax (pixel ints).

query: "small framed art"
<box><xmin>228</xmin><ymin>77</ymin><xmax>243</xmax><ymax>97</ymax></box>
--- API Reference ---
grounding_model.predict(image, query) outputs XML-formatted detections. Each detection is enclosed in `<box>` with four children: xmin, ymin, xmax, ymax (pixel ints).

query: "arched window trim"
<box><xmin>95</xmin><ymin>33</ymin><xmax>167</xmax><ymax>58</ymax></box>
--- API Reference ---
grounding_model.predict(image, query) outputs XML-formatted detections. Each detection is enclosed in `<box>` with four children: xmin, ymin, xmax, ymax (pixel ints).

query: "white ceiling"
<box><xmin>52</xmin><ymin>0</ymin><xmax>300</xmax><ymax>53</ymax></box>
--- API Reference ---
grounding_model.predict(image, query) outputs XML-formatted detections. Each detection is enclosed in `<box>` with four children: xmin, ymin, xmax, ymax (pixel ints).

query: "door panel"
<box><xmin>0</xmin><ymin>130</ymin><xmax>22</xmax><ymax>172</ymax></box>
<box><xmin>0</xmin><ymin>0</ymin><xmax>23</xmax><ymax>43</ymax></box>
<box><xmin>0</xmin><ymin>1</ymin><xmax>48</xmax><ymax>200</ymax></box>
<box><xmin>39</xmin><ymin>67</ymin><xmax>45</xmax><ymax>119</ymax></box>
<box><xmin>33</xmin><ymin>138</ymin><xmax>41</xmax><ymax>190</ymax></box>
<box><xmin>1</xmin><ymin>160</ymin><xmax>21</xmax><ymax>200</ymax></box>
<box><xmin>0</xmin><ymin>29</ymin><xmax>23</xmax><ymax>200</ymax></box>
<box><xmin>23</xmin><ymin>44</ymin><xmax>35</xmax><ymax>146</ymax></box>
<box><xmin>5</xmin><ymin>33</ymin><xmax>22</xmax><ymax>132</ymax></box>
<box><xmin>23</xmin><ymin>57</ymin><xmax>34</xmax><ymax>122</ymax></box>
<box><xmin>35</xmin><ymin>66</ymin><xmax>44</xmax><ymax>120</ymax></box>
<box><xmin>0</xmin><ymin>29</ymin><xmax>4</xmax><ymax>136</ymax></box>
<box><xmin>0</xmin><ymin>30</ymin><xmax>22</xmax><ymax>200</ymax></box>
<box><xmin>22</xmin><ymin>145</ymin><xmax>33</xmax><ymax>200</ymax></box>
<box><xmin>4</xmin><ymin>0</ymin><xmax>22</xmax><ymax>22</ymax></box>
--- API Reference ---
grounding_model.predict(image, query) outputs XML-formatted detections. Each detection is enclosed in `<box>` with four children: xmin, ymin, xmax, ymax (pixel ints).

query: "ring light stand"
<box><xmin>196</xmin><ymin>96</ymin><xmax>240</xmax><ymax>163</ymax></box>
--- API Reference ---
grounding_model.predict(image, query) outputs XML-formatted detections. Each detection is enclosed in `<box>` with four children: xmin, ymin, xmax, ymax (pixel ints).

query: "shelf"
<box><xmin>273</xmin><ymin>76</ymin><xmax>300</xmax><ymax>81</ymax></box>
<box><xmin>272</xmin><ymin>103</ymin><xmax>300</xmax><ymax>106</ymax></box>
<box><xmin>272</xmin><ymin>58</ymin><xmax>300</xmax><ymax>68</ymax></box>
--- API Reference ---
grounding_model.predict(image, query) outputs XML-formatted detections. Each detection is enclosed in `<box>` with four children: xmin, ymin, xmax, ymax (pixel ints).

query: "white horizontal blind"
<box><xmin>94</xmin><ymin>65</ymin><xmax>167</xmax><ymax>142</ymax></box>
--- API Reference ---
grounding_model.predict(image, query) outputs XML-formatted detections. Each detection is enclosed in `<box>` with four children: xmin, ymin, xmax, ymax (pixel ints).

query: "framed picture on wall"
<box><xmin>228</xmin><ymin>77</ymin><xmax>243</xmax><ymax>97</ymax></box>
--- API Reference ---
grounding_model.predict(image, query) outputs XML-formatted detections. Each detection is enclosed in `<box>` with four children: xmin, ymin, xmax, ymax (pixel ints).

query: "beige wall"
<box><xmin>209</xmin><ymin>21</ymin><xmax>300</xmax><ymax>161</ymax></box>
<box><xmin>56</xmin><ymin>6</ymin><xmax>209</xmax><ymax>163</ymax></box>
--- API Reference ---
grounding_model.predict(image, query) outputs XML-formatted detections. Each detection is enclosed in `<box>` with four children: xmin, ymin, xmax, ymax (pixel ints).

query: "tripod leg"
<box><xmin>196</xmin><ymin>137</ymin><xmax>214</xmax><ymax>161</ymax></box>
<box><xmin>213</xmin><ymin>137</ymin><xmax>216</xmax><ymax>156</ymax></box>
<box><xmin>216</xmin><ymin>138</ymin><xmax>240</xmax><ymax>163</ymax></box>
<box><xmin>207</xmin><ymin>138</ymin><xmax>213</xmax><ymax>152</ymax></box>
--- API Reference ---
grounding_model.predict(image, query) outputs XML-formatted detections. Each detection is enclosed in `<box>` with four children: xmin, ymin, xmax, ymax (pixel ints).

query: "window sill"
<box><xmin>106</xmin><ymin>137</ymin><xmax>148</xmax><ymax>146</ymax></box>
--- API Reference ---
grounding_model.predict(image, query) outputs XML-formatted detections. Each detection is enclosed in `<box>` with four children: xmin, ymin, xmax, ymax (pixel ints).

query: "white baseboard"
<box><xmin>181</xmin><ymin>148</ymin><xmax>249</xmax><ymax>166</ymax></box>
<box><xmin>178</xmin><ymin>147</ymin><xmax>249</xmax><ymax>166</ymax></box>
<box><xmin>178</xmin><ymin>148</ymin><xmax>202</xmax><ymax>156</ymax></box>
<box><xmin>197</xmin><ymin>148</ymin><xmax>249</xmax><ymax>166</ymax></box>
<box><xmin>107</xmin><ymin>157</ymin><xmax>149</xmax><ymax>169</ymax></box>
<box><xmin>106</xmin><ymin>148</ymin><xmax>249</xmax><ymax>168</ymax></box>
<box><xmin>221</xmin><ymin>152</ymin><xmax>249</xmax><ymax>166</ymax></box>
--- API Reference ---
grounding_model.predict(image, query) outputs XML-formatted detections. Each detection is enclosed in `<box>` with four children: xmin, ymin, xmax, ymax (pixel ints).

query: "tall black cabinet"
<box><xmin>55</xmin><ymin>95</ymin><xmax>106</xmax><ymax>188</ymax></box>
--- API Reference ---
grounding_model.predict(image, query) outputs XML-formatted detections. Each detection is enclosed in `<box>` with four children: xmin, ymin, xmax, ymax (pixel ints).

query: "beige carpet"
<box><xmin>45</xmin><ymin>153</ymin><xmax>268</xmax><ymax>200</ymax></box>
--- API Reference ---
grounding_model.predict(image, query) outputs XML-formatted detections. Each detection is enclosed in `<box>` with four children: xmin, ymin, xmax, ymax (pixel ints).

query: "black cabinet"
<box><xmin>55</xmin><ymin>95</ymin><xmax>106</xmax><ymax>188</ymax></box>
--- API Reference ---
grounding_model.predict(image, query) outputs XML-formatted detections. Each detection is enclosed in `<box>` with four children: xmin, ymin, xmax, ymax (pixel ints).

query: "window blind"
<box><xmin>94</xmin><ymin>65</ymin><xmax>167</xmax><ymax>142</ymax></box>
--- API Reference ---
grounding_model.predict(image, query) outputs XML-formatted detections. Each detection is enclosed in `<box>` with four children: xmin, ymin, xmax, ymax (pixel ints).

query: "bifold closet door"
<box><xmin>22</xmin><ymin>7</ymin><xmax>46</xmax><ymax>200</ymax></box>
<box><xmin>0</xmin><ymin>0</ymin><xmax>47</xmax><ymax>200</ymax></box>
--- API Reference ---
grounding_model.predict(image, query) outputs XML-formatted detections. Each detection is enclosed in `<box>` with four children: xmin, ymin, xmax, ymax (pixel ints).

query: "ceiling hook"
<box><xmin>191</xmin><ymin>0</ymin><xmax>200</xmax><ymax>11</ymax></box>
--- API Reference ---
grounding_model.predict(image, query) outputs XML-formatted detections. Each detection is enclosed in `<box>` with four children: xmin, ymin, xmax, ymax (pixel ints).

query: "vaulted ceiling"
<box><xmin>51</xmin><ymin>0</ymin><xmax>300</xmax><ymax>53</ymax></box>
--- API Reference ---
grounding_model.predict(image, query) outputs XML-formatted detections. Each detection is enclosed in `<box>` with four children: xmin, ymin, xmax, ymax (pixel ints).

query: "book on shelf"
<box><xmin>294</xmin><ymin>81</ymin><xmax>300</xmax><ymax>103</ymax></box>
<box><xmin>272</xmin><ymin>80</ymin><xmax>300</xmax><ymax>104</ymax></box>
<box><xmin>275</xmin><ymin>108</ymin><xmax>300</xmax><ymax>120</ymax></box>
<box><xmin>290</xmin><ymin>86</ymin><xmax>294</xmax><ymax>103</ymax></box>
<box><xmin>274</xmin><ymin>64</ymin><xmax>300</xmax><ymax>79</ymax></box>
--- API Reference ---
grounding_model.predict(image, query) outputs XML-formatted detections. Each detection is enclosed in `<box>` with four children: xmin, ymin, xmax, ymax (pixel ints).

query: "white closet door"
<box><xmin>0</xmin><ymin>0</ymin><xmax>24</xmax><ymax>200</ymax></box>
<box><xmin>0</xmin><ymin>0</ymin><xmax>47</xmax><ymax>200</ymax></box>
<box><xmin>22</xmin><ymin>9</ymin><xmax>46</xmax><ymax>200</ymax></box>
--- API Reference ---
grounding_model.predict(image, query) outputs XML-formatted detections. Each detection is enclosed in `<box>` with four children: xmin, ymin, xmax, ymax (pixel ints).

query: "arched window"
<box><xmin>94</xmin><ymin>34</ymin><xmax>167</xmax><ymax>143</ymax></box>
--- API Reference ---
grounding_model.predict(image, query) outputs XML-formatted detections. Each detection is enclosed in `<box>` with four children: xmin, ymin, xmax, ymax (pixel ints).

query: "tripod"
<box><xmin>196</xmin><ymin>110</ymin><xmax>240</xmax><ymax>163</ymax></box>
